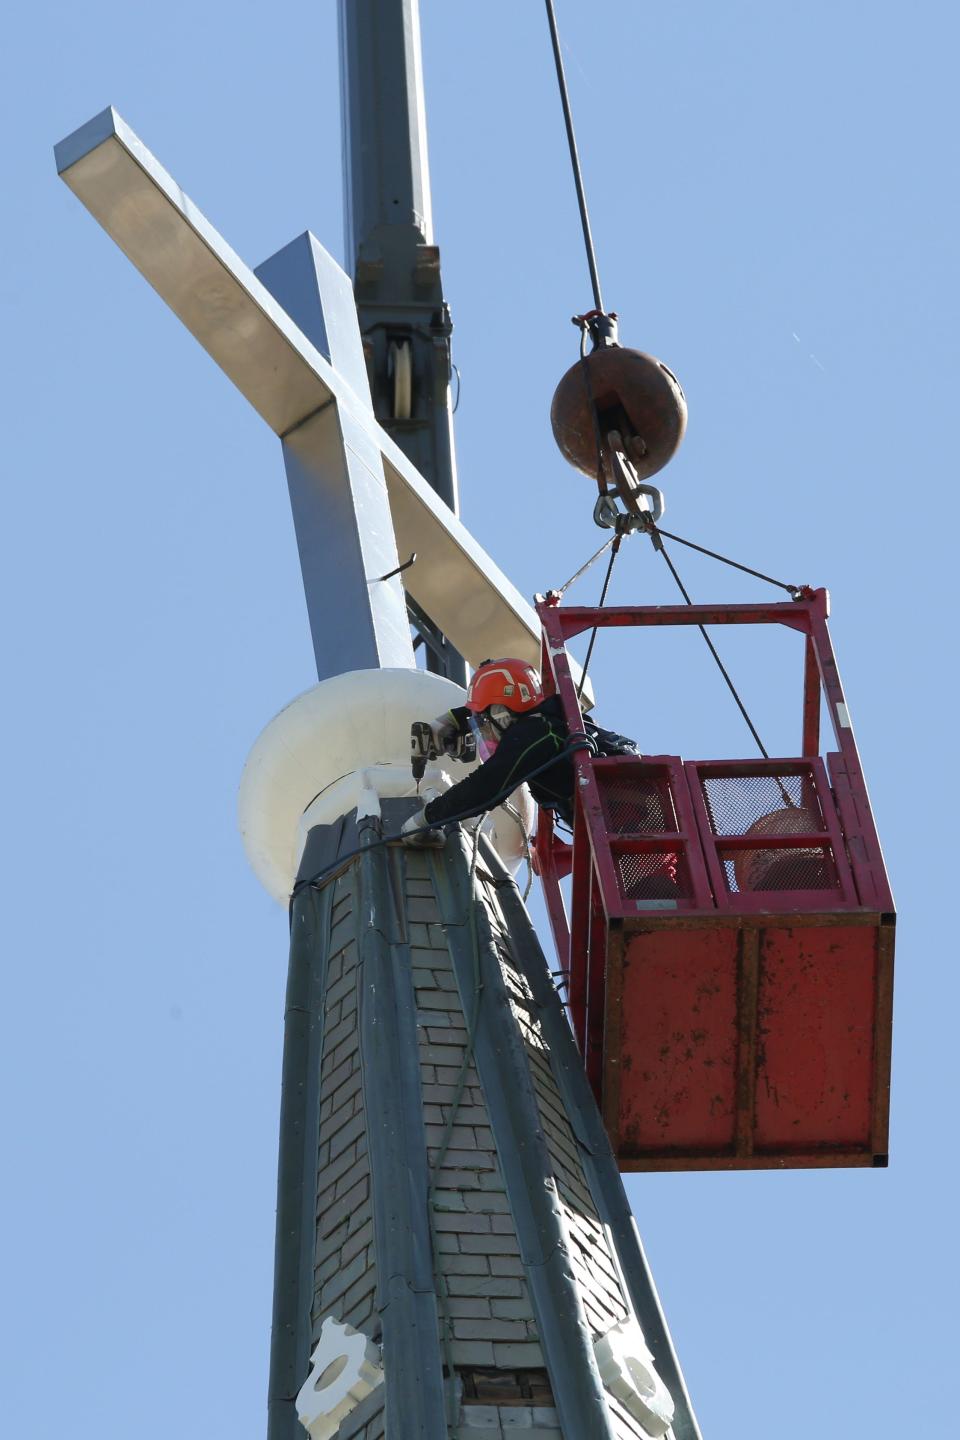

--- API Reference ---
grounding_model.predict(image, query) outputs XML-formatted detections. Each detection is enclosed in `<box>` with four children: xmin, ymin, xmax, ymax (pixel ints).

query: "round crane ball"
<box><xmin>550</xmin><ymin>347</ymin><xmax>687</xmax><ymax>482</ymax></box>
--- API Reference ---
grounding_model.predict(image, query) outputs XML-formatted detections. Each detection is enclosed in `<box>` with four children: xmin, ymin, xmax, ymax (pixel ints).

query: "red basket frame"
<box><xmin>534</xmin><ymin>587</ymin><xmax>895</xmax><ymax>1092</ymax></box>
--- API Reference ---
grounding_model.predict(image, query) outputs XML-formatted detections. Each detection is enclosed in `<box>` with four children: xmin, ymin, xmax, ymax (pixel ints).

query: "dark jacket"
<box><xmin>423</xmin><ymin>696</ymin><xmax>623</xmax><ymax>829</ymax></box>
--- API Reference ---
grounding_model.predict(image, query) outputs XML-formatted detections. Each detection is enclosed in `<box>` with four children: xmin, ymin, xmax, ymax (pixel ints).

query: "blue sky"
<box><xmin>2</xmin><ymin>2</ymin><xmax>957</xmax><ymax>1435</ymax></box>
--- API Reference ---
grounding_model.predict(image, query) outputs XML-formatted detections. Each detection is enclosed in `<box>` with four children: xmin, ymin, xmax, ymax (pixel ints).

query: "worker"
<box><xmin>400</xmin><ymin>658</ymin><xmax>637</xmax><ymax>843</ymax></box>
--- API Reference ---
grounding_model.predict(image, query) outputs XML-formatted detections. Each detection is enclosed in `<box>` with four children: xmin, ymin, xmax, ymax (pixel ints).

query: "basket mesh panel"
<box><xmin>701</xmin><ymin>772</ymin><xmax>824</xmax><ymax>836</ymax></box>
<box><xmin>723</xmin><ymin>847</ymin><xmax>836</xmax><ymax>894</ymax></box>
<box><xmin>615</xmin><ymin>850</ymin><xmax>686</xmax><ymax>901</ymax></box>
<box><xmin>599</xmin><ymin>773</ymin><xmax>678</xmax><ymax>834</ymax></box>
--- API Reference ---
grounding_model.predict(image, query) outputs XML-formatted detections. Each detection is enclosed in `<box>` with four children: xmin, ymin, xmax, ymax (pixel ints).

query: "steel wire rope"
<box><xmin>556</xmin><ymin>531</ymin><xmax>617</xmax><ymax>597</ymax></box>
<box><xmin>651</xmin><ymin>529</ymin><xmax>796</xmax><ymax>807</ymax></box>
<box><xmin>576</xmin><ymin>530</ymin><xmax>624</xmax><ymax>703</ymax></box>
<box><xmin>653</xmin><ymin>526</ymin><xmax>801</xmax><ymax>597</ymax></box>
<box><xmin>654</xmin><ymin>532</ymin><xmax>772</xmax><ymax>759</ymax></box>
<box><xmin>544</xmin><ymin>0</ymin><xmax>605</xmax><ymax>312</ymax></box>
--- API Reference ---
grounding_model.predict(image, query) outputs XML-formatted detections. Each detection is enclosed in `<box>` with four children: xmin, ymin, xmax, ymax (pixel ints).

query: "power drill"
<box><xmin>411</xmin><ymin>721</ymin><xmax>436</xmax><ymax>786</ymax></box>
<box><xmin>410</xmin><ymin>719</ymin><xmax>478</xmax><ymax>787</ymax></box>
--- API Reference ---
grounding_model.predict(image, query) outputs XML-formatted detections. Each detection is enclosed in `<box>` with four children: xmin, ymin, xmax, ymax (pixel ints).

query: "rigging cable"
<box><xmin>653</xmin><ymin>526</ymin><xmax>801</xmax><ymax>597</ymax></box>
<box><xmin>556</xmin><ymin>531</ymin><xmax>617</xmax><ymax>597</ymax></box>
<box><xmin>652</xmin><ymin>527</ymin><xmax>773</xmax><ymax>761</ymax></box>
<box><xmin>554</xmin><ymin>520</ymin><xmax>794</xmax><ymax>777</ymax></box>
<box><xmin>576</xmin><ymin>529</ymin><xmax>625</xmax><ymax>703</ymax></box>
<box><xmin>544</xmin><ymin>0</ymin><xmax>605</xmax><ymax>312</ymax></box>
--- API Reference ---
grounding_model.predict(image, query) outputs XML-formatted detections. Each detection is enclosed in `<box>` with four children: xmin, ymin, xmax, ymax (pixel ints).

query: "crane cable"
<box><xmin>544</xmin><ymin>0</ymin><xmax>605</xmax><ymax>313</ymax></box>
<box><xmin>545</xmin><ymin>0</ymin><xmax>795</xmax><ymax>775</ymax></box>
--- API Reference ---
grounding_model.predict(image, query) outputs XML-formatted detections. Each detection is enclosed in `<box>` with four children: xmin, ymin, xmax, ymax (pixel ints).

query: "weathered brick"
<box><xmin>459</xmin><ymin>1405</ymin><xmax>499</xmax><ymax>1429</ymax></box>
<box><xmin>341</xmin><ymin>1218</ymin><xmax>373</xmax><ymax>1267</ymax></box>
<box><xmin>334</xmin><ymin>1155</ymin><xmax>371</xmax><ymax>1200</ymax></box>
<box><xmin>330</xmin><ymin>1034</ymin><xmax>360</xmax><ymax>1074</ymax></box>
<box><xmin>320</xmin><ymin>1051</ymin><xmax>354</xmax><ymax>1094</ymax></box>
<box><xmin>452</xmin><ymin>1318</ymin><xmax>527</xmax><ymax>1341</ymax></box>
<box><xmin>444</xmin><ymin>1296</ymin><xmax>492</xmax><ymax>1319</ymax></box>
<box><xmin>316</xmin><ymin>1248</ymin><xmax>343</xmax><ymax>1287</ymax></box>
<box><xmin>315</xmin><ymin>1140</ymin><xmax>358</xmax><ymax>1196</ymax></box>
<box><xmin>497</xmin><ymin>1408</ymin><xmax>533</xmax><ymax>1429</ymax></box>
<box><xmin>319</xmin><ymin>1175</ymin><xmax>368</xmax><ymax>1235</ymax></box>
<box><xmin>316</xmin><ymin>1216</ymin><xmax>348</xmax><ymax>1256</ymax></box>
<box><xmin>329</xmin><ymin>1069</ymin><xmax>363</xmax><ymax>1117</ymax></box>
<box><xmin>459</xmin><ymin>1233</ymin><xmax>520</xmax><ymax>1255</ymax></box>
<box><xmin>421</xmin><ymin>1083</ymin><xmax>463</xmax><ymax>1105</ymax></box>
<box><xmin>417</xmin><ymin>985</ymin><xmax>460</xmax><ymax>1011</ymax></box>
<box><xmin>462</xmin><ymin>1190</ymin><xmax>511</xmax><ymax>1213</ymax></box>
<box><xmin>323</xmin><ymin>1094</ymin><xmax>361</xmax><ymax>1149</ymax></box>
<box><xmin>438</xmin><ymin>1105</ymin><xmax>489</xmax><ymax>1126</ymax></box>
<box><xmin>426</xmin><ymin>1024</ymin><xmax>468</xmax><ymax>1044</ymax></box>
<box><xmin>446</xmin><ymin>1274</ymin><xmax>522</xmax><ymax>1298</ymax></box>
<box><xmin>436</xmin><ymin>1065</ymin><xmax>479</xmax><ymax>1086</ymax></box>
<box><xmin>329</xmin><ymin>1110</ymin><xmax>365</xmax><ymax>1160</ymax></box>
<box><xmin>490</xmin><ymin>1256</ymin><xmax>525</xmax><ymax>1276</ymax></box>
<box><xmin>431</xmin><ymin>1190</ymin><xmax>466</xmax><ymax>1213</ymax></box>
<box><xmin>324</xmin><ymin>1011</ymin><xmax>359</xmax><ymax>1055</ymax></box>
<box><xmin>421</xmin><ymin>1045</ymin><xmax>466</xmax><ymax>1067</ymax></box>
<box><xmin>406</xmin><ymin>896</ymin><xmax>441</xmax><ymax>923</ymax></box>
<box><xmin>325</xmin><ymin>967</ymin><xmax>357</xmax><ymax>1009</ymax></box>
<box><xmin>493</xmin><ymin>1342</ymin><xmax>545</xmax><ymax>1368</ymax></box>
<box><xmin>429</xmin><ymin>1149</ymin><xmax>495</xmax><ymax>1172</ymax></box>
<box><xmin>449</xmin><ymin>1339</ymin><xmax>496</xmax><ymax>1366</ymax></box>
<box><xmin>347</xmin><ymin>1200</ymin><xmax>372</xmax><ymax>1234</ymax></box>
<box><xmin>491</xmin><ymin>1297</ymin><xmax>535</xmax><ymax>1320</ymax></box>
<box><xmin>319</xmin><ymin>1247</ymin><xmax>369</xmax><ymax>1306</ymax></box>
<box><xmin>342</xmin><ymin>1281</ymin><xmax>378</xmax><ymax>1330</ymax></box>
<box><xmin>432</xmin><ymin>1211</ymin><xmax>492</xmax><ymax>1234</ymax></box>
<box><xmin>328</xmin><ymin>916</ymin><xmax>356</xmax><ymax>955</ymax></box>
<box><xmin>442</xmin><ymin>1254</ymin><xmax>491</xmax><ymax>1277</ymax></box>
<box><xmin>425</xmin><ymin>1124</ymin><xmax>481</xmax><ymax>1149</ymax></box>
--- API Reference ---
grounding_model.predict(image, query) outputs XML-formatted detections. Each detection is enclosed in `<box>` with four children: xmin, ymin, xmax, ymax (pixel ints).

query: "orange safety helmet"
<box><xmin>466</xmin><ymin>659</ymin><xmax>543</xmax><ymax>715</ymax></box>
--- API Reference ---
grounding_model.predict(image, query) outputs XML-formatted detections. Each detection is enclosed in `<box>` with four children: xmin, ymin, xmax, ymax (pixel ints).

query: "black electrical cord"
<box><xmin>545</xmin><ymin>0</ymin><xmax>605</xmax><ymax>312</ymax></box>
<box><xmin>290</xmin><ymin>736</ymin><xmax>597</xmax><ymax>901</ymax></box>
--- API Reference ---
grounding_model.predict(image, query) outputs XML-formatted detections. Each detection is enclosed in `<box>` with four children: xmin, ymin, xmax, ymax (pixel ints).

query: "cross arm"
<box><xmin>55</xmin><ymin>107</ymin><xmax>584</xmax><ymax>689</ymax></box>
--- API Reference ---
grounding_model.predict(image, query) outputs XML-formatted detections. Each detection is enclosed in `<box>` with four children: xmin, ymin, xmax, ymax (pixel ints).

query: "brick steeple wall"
<box><xmin>267</xmin><ymin>801</ymin><xmax>698</xmax><ymax>1440</ymax></box>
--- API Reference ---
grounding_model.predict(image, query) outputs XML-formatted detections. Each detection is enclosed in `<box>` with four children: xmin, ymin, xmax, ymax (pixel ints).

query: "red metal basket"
<box><xmin>534</xmin><ymin>588</ymin><xmax>894</xmax><ymax>1172</ymax></box>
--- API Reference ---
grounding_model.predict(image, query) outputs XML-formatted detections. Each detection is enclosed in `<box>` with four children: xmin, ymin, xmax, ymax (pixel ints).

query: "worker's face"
<box><xmin>474</xmin><ymin>708</ymin><xmax>504</xmax><ymax>758</ymax></box>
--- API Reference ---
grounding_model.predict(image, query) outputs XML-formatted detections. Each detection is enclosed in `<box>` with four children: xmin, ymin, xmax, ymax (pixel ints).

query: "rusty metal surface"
<box><xmin>610</xmin><ymin>916</ymin><xmax>891</xmax><ymax>1171</ymax></box>
<box><xmin>533</xmin><ymin>588</ymin><xmax>896</xmax><ymax>1173</ymax></box>
<box><xmin>753</xmin><ymin>924</ymin><xmax>878</xmax><ymax>1150</ymax></box>
<box><xmin>617</xmin><ymin>925</ymin><xmax>740</xmax><ymax>1155</ymax></box>
<box><xmin>550</xmin><ymin>346</ymin><xmax>687</xmax><ymax>481</ymax></box>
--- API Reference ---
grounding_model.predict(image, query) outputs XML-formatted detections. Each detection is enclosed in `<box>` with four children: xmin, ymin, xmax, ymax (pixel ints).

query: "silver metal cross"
<box><xmin>55</xmin><ymin>107</ymin><xmax>550</xmax><ymax>688</ymax></box>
